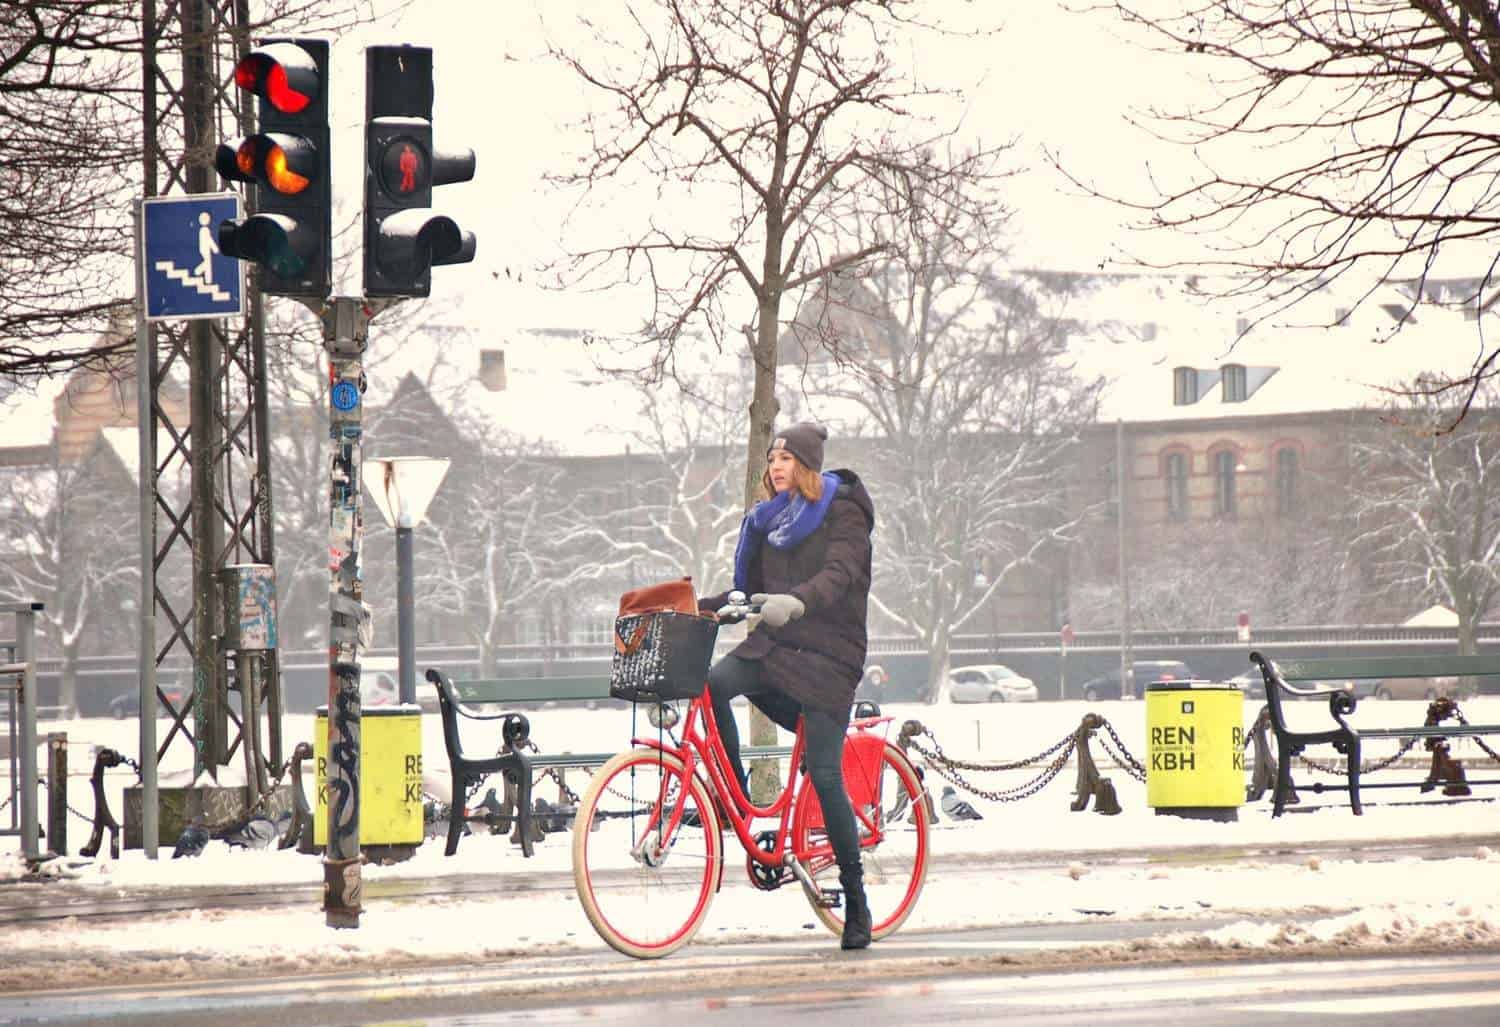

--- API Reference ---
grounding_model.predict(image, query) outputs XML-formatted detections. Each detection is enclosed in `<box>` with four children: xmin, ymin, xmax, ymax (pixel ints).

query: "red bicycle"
<box><xmin>571</xmin><ymin>598</ymin><xmax>931</xmax><ymax>959</ymax></box>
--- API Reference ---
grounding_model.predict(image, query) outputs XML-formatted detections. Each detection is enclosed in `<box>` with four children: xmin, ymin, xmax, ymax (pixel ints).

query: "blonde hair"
<box><xmin>760</xmin><ymin>457</ymin><xmax>824</xmax><ymax>502</ymax></box>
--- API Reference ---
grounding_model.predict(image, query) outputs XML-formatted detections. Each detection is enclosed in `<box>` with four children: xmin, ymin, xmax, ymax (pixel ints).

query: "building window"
<box><xmin>1173</xmin><ymin>367</ymin><xmax>1197</xmax><ymax>406</ymax></box>
<box><xmin>1222</xmin><ymin>364</ymin><xmax>1247</xmax><ymax>402</ymax></box>
<box><xmin>1276</xmin><ymin>448</ymin><xmax>1299</xmax><ymax>516</ymax></box>
<box><xmin>1165</xmin><ymin>451</ymin><xmax>1188</xmax><ymax>520</ymax></box>
<box><xmin>1214</xmin><ymin>450</ymin><xmax>1237</xmax><ymax>518</ymax></box>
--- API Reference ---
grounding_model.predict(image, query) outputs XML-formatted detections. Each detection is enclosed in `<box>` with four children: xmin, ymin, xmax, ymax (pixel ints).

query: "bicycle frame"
<box><xmin>629</xmin><ymin>687</ymin><xmax>891</xmax><ymax>870</ymax></box>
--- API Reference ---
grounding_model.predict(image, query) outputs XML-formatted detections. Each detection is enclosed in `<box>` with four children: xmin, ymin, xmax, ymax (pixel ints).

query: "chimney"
<box><xmin>478</xmin><ymin>349</ymin><xmax>506</xmax><ymax>392</ymax></box>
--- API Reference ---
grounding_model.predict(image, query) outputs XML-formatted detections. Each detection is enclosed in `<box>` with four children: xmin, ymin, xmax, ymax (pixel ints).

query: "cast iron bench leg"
<box><xmin>1273</xmin><ymin>743</ymin><xmax>1297</xmax><ymax>819</ymax></box>
<box><xmin>1347</xmin><ymin>736</ymin><xmax>1363</xmax><ymax>815</ymax></box>
<box><xmin>445</xmin><ymin>771</ymin><xmax>473</xmax><ymax>857</ymax></box>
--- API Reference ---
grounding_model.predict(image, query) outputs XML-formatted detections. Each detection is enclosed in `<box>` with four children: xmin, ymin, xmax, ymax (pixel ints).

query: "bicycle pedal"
<box><xmin>817</xmin><ymin>888</ymin><xmax>843</xmax><ymax>910</ymax></box>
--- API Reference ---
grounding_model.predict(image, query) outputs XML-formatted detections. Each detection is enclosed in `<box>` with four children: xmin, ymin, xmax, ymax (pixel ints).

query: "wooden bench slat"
<box><xmin>1274</xmin><ymin>655</ymin><xmax>1500</xmax><ymax>681</ymax></box>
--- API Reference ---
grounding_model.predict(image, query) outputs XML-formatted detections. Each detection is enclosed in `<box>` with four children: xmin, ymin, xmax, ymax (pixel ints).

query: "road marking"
<box><xmin>1248</xmin><ymin>990</ymin><xmax>1500</xmax><ymax>1015</ymax></box>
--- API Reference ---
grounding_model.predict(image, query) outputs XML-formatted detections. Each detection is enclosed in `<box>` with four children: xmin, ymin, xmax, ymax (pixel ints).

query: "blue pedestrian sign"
<box><xmin>141</xmin><ymin>194</ymin><xmax>246</xmax><ymax>322</ymax></box>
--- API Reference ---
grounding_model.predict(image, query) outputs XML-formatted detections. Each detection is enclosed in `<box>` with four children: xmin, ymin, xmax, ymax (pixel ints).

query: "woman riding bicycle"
<box><xmin>696</xmin><ymin>421</ymin><xmax>877</xmax><ymax>951</ymax></box>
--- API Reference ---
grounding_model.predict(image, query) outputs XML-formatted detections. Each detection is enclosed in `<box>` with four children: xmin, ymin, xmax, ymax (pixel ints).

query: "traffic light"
<box><xmin>363</xmin><ymin>45</ymin><xmax>476</xmax><ymax>298</ymax></box>
<box><xmin>216</xmin><ymin>39</ymin><xmax>332</xmax><ymax>299</ymax></box>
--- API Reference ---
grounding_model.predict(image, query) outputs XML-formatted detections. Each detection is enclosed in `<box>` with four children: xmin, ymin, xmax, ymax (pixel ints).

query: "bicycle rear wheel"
<box><xmin>792</xmin><ymin>742</ymin><xmax>930</xmax><ymax>941</ymax></box>
<box><xmin>572</xmin><ymin>748</ymin><xmax>723</xmax><ymax>959</ymax></box>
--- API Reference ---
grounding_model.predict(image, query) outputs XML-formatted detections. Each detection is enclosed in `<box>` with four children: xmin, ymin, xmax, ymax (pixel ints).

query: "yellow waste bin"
<box><xmin>315</xmin><ymin>703</ymin><xmax>424</xmax><ymax>846</ymax></box>
<box><xmin>1144</xmin><ymin>682</ymin><xmax>1245</xmax><ymax>821</ymax></box>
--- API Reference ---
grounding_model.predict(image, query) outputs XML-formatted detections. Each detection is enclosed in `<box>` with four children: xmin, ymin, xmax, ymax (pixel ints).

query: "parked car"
<box><xmin>1230</xmin><ymin>666</ymin><xmax>1382</xmax><ymax>702</ymax></box>
<box><xmin>362</xmin><ymin>658</ymin><xmax>401</xmax><ymax>707</ymax></box>
<box><xmin>945</xmin><ymin>664</ymin><xmax>1039</xmax><ymax>703</ymax></box>
<box><xmin>1078</xmin><ymin>660</ymin><xmax>1196</xmax><ymax>702</ymax></box>
<box><xmin>1369</xmin><ymin>676</ymin><xmax>1469</xmax><ymax>701</ymax></box>
<box><xmin>110</xmin><ymin>682</ymin><xmax>189</xmax><ymax>719</ymax></box>
<box><xmin>1227</xmin><ymin>668</ymin><xmax>1266</xmax><ymax>701</ymax></box>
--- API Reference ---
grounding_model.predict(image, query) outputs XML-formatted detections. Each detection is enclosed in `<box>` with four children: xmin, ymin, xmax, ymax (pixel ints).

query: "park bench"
<box><xmin>423</xmin><ymin>668</ymin><xmax>793</xmax><ymax>856</ymax></box>
<box><xmin>1250</xmin><ymin>651</ymin><xmax>1500</xmax><ymax>817</ymax></box>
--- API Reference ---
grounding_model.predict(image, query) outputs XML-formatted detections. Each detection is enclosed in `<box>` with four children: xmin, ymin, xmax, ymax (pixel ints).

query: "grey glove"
<box><xmin>751</xmin><ymin>593</ymin><xmax>805</xmax><ymax>629</ymax></box>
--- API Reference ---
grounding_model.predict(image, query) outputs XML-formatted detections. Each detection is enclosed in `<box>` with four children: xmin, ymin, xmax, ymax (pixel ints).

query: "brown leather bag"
<box><xmin>617</xmin><ymin>577</ymin><xmax>698</xmax><ymax>618</ymax></box>
<box><xmin>615</xmin><ymin>577</ymin><xmax>699</xmax><ymax>654</ymax></box>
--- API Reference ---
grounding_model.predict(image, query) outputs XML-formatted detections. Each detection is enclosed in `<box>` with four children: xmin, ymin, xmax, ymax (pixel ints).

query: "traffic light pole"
<box><xmin>319</xmin><ymin>295</ymin><xmax>388</xmax><ymax>929</ymax></box>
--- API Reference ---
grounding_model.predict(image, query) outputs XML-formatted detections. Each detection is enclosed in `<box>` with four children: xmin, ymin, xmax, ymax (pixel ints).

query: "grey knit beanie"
<box><xmin>767</xmin><ymin>422</ymin><xmax>828</xmax><ymax>472</ymax></box>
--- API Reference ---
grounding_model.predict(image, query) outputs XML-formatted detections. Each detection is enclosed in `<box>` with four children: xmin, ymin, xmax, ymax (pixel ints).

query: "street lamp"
<box><xmin>364</xmin><ymin>457</ymin><xmax>450</xmax><ymax>704</ymax></box>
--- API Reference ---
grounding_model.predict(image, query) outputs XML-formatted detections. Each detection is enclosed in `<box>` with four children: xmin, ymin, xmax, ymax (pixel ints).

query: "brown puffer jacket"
<box><xmin>699</xmin><ymin>469</ymin><xmax>875</xmax><ymax>720</ymax></box>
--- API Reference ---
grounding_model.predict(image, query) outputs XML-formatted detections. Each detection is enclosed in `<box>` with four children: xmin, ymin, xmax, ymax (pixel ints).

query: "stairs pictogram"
<box><xmin>153</xmin><ymin>261</ymin><xmax>232</xmax><ymax>303</ymax></box>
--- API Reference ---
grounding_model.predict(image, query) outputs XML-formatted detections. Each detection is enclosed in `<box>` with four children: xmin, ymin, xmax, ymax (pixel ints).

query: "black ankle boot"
<box><xmin>838</xmin><ymin>864</ymin><xmax>871</xmax><ymax>950</ymax></box>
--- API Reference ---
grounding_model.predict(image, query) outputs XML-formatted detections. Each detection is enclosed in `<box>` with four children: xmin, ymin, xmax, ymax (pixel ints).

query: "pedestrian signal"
<box><xmin>363</xmin><ymin>45</ymin><xmax>476</xmax><ymax>298</ymax></box>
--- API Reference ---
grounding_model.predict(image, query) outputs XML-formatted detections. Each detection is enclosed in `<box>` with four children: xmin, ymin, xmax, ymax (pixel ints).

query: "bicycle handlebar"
<box><xmin>715</xmin><ymin>589</ymin><xmax>762</xmax><ymax>624</ymax></box>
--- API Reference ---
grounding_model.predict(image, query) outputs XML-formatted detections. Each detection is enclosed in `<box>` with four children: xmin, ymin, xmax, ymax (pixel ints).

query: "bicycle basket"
<box><xmin>609</xmin><ymin>610</ymin><xmax>719</xmax><ymax>703</ymax></box>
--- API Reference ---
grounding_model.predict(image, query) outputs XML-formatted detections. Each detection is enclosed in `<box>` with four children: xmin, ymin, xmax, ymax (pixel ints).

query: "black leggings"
<box><xmin>706</xmin><ymin>654</ymin><xmax>861</xmax><ymax>870</ymax></box>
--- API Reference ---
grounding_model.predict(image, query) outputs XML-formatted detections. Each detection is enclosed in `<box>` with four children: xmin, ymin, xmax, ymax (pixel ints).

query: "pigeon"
<box><xmin>474</xmin><ymin>787</ymin><xmax>512</xmax><ymax>832</ymax></box>
<box><xmin>939</xmin><ymin>785</ymin><xmax>984</xmax><ymax>822</ymax></box>
<box><xmin>172</xmin><ymin>823</ymin><xmax>210</xmax><ymax>859</ymax></box>
<box><xmin>223</xmin><ymin>814</ymin><xmax>280</xmax><ymax>850</ymax></box>
<box><xmin>533</xmin><ymin>797</ymin><xmax>572</xmax><ymax>833</ymax></box>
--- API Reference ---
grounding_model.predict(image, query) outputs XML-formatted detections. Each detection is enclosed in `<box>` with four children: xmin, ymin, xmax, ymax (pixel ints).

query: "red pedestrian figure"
<box><xmin>398</xmin><ymin>144</ymin><xmax>418</xmax><ymax>192</ymax></box>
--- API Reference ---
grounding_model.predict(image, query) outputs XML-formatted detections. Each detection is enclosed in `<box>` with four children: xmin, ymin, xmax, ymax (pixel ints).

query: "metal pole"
<box><xmin>396</xmin><ymin>525</ymin><xmax>416</xmax><ymax>706</ymax></box>
<box><xmin>323</xmin><ymin>297</ymin><xmax>375</xmax><ymax>929</ymax></box>
<box><xmin>17</xmin><ymin>604</ymin><xmax>40</xmax><ymax>860</ymax></box>
<box><xmin>1116</xmin><ymin>419</ymin><xmax>1133</xmax><ymax>699</ymax></box>
<box><xmin>46</xmin><ymin>734</ymin><xmax>66</xmax><ymax>855</ymax></box>
<box><xmin>132</xmin><ymin>199</ymin><xmax>160</xmax><ymax>859</ymax></box>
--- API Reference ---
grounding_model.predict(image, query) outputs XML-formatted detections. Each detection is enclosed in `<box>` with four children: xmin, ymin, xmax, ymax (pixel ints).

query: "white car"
<box><xmin>946</xmin><ymin>664</ymin><xmax>1039</xmax><ymax>703</ymax></box>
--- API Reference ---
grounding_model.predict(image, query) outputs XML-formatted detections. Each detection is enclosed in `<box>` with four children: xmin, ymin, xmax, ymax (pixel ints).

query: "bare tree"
<box><xmin>0</xmin><ymin>0</ymin><xmax>392</xmax><ymax>380</ymax></box>
<box><xmin>554</xmin><ymin>373</ymin><xmax>751</xmax><ymax>600</ymax></box>
<box><xmin>1076</xmin><ymin>1</ymin><xmax>1500</xmax><ymax>416</ymax></box>
<box><xmin>545</xmin><ymin>0</ymin><xmax>1008</xmax><ymax>501</ymax></box>
<box><xmin>784</xmin><ymin>164</ymin><xmax>1101</xmax><ymax>694</ymax></box>
<box><xmin>1088</xmin><ymin>519</ymin><xmax>1363</xmax><ymax>632</ymax></box>
<box><xmin>1345</xmin><ymin>386</ymin><xmax>1500</xmax><ymax>655</ymax></box>
<box><xmin>547</xmin><ymin>0</ymin><xmax>1008</xmax><ymax>766</ymax></box>
<box><xmin>0</xmin><ymin>439</ymin><xmax>139</xmax><ymax>712</ymax></box>
<box><xmin>418</xmin><ymin>424</ymin><xmax>580</xmax><ymax>675</ymax></box>
<box><xmin>0</xmin><ymin>2</ymin><xmax>140</xmax><ymax>371</ymax></box>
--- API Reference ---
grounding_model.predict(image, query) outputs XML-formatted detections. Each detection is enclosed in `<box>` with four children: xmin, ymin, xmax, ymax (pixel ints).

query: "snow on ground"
<box><xmin>1</xmin><ymin>698</ymin><xmax>1498</xmax><ymax>989</ymax></box>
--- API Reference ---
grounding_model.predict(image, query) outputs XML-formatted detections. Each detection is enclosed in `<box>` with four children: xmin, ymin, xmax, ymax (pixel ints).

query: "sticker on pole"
<box><xmin>331</xmin><ymin>379</ymin><xmax>361</xmax><ymax>412</ymax></box>
<box><xmin>141</xmin><ymin>194</ymin><xmax>246</xmax><ymax>322</ymax></box>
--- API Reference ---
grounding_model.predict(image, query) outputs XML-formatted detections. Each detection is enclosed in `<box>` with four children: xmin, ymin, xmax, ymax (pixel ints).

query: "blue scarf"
<box><xmin>732</xmin><ymin>472</ymin><xmax>841</xmax><ymax>592</ymax></box>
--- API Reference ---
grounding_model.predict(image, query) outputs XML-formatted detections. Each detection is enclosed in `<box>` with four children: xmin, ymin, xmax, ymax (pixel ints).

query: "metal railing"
<box><xmin>1</xmin><ymin>601</ymin><xmax>43</xmax><ymax>859</ymax></box>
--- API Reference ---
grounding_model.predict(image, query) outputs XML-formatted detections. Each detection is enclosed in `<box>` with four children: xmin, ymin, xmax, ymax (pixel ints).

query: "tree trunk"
<box><xmin>744</xmin><ymin>296</ymin><xmax>783</xmax><ymax>802</ymax></box>
<box><xmin>478</xmin><ymin>637</ymin><xmax>497</xmax><ymax>677</ymax></box>
<box><xmin>1458</xmin><ymin>617</ymin><xmax>1477</xmax><ymax>657</ymax></box>
<box><xmin>59</xmin><ymin>638</ymin><xmax>79</xmax><ymax>717</ymax></box>
<box><xmin>923</xmin><ymin>628</ymin><xmax>950</xmax><ymax>705</ymax></box>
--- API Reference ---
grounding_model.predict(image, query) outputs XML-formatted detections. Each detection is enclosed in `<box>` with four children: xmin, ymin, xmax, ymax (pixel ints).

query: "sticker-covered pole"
<box><xmin>322</xmin><ymin>296</ymin><xmax>373</xmax><ymax>928</ymax></box>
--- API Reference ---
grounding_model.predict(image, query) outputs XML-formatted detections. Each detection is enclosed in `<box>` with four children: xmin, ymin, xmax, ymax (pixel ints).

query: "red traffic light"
<box><xmin>234</xmin><ymin>42</ymin><xmax>319</xmax><ymax>114</ymax></box>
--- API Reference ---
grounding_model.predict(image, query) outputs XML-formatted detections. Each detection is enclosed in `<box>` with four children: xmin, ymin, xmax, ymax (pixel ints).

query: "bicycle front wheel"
<box><xmin>572</xmin><ymin>748</ymin><xmax>723</xmax><ymax>959</ymax></box>
<box><xmin>793</xmin><ymin>742</ymin><xmax>931</xmax><ymax>941</ymax></box>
